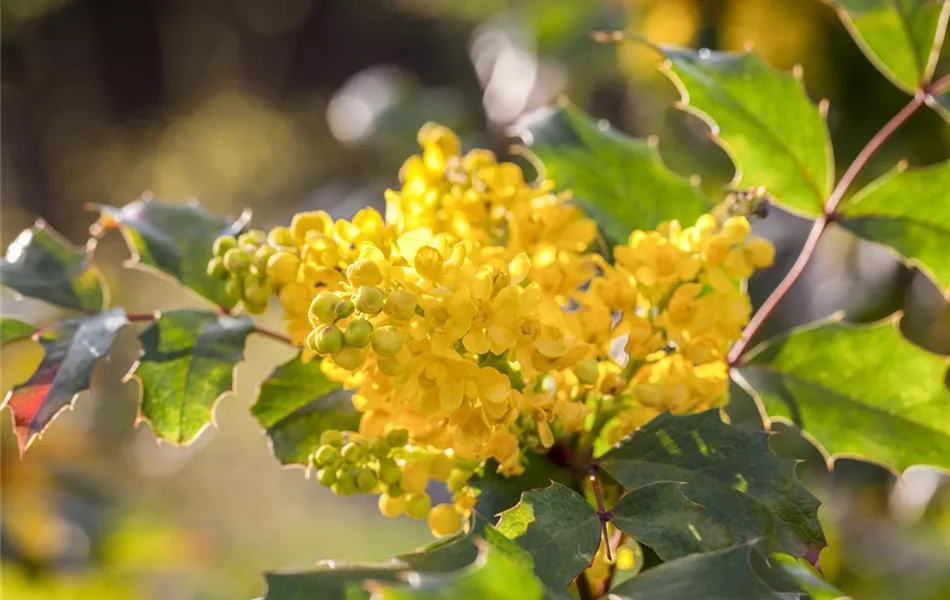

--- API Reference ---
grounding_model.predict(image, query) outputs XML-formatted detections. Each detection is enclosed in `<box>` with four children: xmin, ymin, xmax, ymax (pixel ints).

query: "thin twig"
<box><xmin>726</xmin><ymin>91</ymin><xmax>927</xmax><ymax>366</ymax></box>
<box><xmin>599</xmin><ymin>529</ymin><xmax>626</xmax><ymax>596</ymax></box>
<box><xmin>254</xmin><ymin>326</ymin><xmax>294</xmax><ymax>345</ymax></box>
<box><xmin>588</xmin><ymin>463</ymin><xmax>613</xmax><ymax>562</ymax></box>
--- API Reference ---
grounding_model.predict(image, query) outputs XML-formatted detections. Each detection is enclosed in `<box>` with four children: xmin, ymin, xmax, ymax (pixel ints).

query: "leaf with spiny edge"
<box><xmin>1</xmin><ymin>309</ymin><xmax>127</xmax><ymax>453</ymax></box>
<box><xmin>251</xmin><ymin>353</ymin><xmax>357</xmax><ymax>466</ymax></box>
<box><xmin>513</xmin><ymin>103</ymin><xmax>707</xmax><ymax>245</ymax></box>
<box><xmin>829</xmin><ymin>0</ymin><xmax>950</xmax><ymax>95</ymax></box>
<box><xmin>0</xmin><ymin>317</ymin><xmax>36</xmax><ymax>345</ymax></box>
<box><xmin>130</xmin><ymin>309</ymin><xmax>254</xmax><ymax>445</ymax></box>
<box><xmin>599</xmin><ymin>408</ymin><xmax>824</xmax><ymax>557</ymax></box>
<box><xmin>95</xmin><ymin>194</ymin><xmax>250</xmax><ymax>309</ymax></box>
<box><xmin>494</xmin><ymin>482</ymin><xmax>601</xmax><ymax>590</ymax></box>
<box><xmin>739</xmin><ymin>318</ymin><xmax>950</xmax><ymax>471</ymax></box>
<box><xmin>656</xmin><ymin>45</ymin><xmax>833</xmax><ymax>217</ymax></box>
<box><xmin>839</xmin><ymin>160</ymin><xmax>950</xmax><ymax>290</ymax></box>
<box><xmin>0</xmin><ymin>223</ymin><xmax>105</xmax><ymax>311</ymax></box>
<box><xmin>608</xmin><ymin>541</ymin><xmax>802</xmax><ymax>600</ymax></box>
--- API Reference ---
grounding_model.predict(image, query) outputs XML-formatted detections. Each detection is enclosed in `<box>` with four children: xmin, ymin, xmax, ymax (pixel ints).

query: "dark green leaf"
<box><xmin>608</xmin><ymin>542</ymin><xmax>798</xmax><ymax>600</ymax></box>
<box><xmin>830</xmin><ymin>0</ymin><xmax>950</xmax><ymax>93</ymax></box>
<box><xmin>740</xmin><ymin>320</ymin><xmax>950</xmax><ymax>470</ymax></box>
<box><xmin>840</xmin><ymin>161</ymin><xmax>950</xmax><ymax>289</ymax></box>
<box><xmin>0</xmin><ymin>223</ymin><xmax>105</xmax><ymax>311</ymax></box>
<box><xmin>600</xmin><ymin>409</ymin><xmax>823</xmax><ymax>556</ymax></box>
<box><xmin>469</xmin><ymin>455</ymin><xmax>572</xmax><ymax>520</ymax></box>
<box><xmin>514</xmin><ymin>104</ymin><xmax>706</xmax><ymax>244</ymax></box>
<box><xmin>609</xmin><ymin>481</ymin><xmax>733</xmax><ymax>560</ymax></box>
<box><xmin>251</xmin><ymin>353</ymin><xmax>356</xmax><ymax>466</ymax></box>
<box><xmin>495</xmin><ymin>482</ymin><xmax>601</xmax><ymax>589</ymax></box>
<box><xmin>0</xmin><ymin>317</ymin><xmax>36</xmax><ymax>345</ymax></box>
<box><xmin>131</xmin><ymin>309</ymin><xmax>254</xmax><ymax>444</ymax></box>
<box><xmin>1</xmin><ymin>309</ymin><xmax>127</xmax><ymax>452</ymax></box>
<box><xmin>97</xmin><ymin>195</ymin><xmax>249</xmax><ymax>309</ymax></box>
<box><xmin>659</xmin><ymin>46</ymin><xmax>833</xmax><ymax>217</ymax></box>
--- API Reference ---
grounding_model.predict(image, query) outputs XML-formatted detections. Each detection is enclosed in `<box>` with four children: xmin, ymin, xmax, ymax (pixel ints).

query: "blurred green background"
<box><xmin>2</xmin><ymin>0</ymin><xmax>949</xmax><ymax>598</ymax></box>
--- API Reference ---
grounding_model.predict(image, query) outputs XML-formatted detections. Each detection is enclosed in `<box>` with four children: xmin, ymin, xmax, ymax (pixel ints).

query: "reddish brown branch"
<box><xmin>588</xmin><ymin>463</ymin><xmax>613</xmax><ymax>562</ymax></box>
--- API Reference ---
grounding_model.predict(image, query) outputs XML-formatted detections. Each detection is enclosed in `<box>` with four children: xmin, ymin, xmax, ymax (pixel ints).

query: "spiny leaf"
<box><xmin>830</xmin><ymin>0</ymin><xmax>950</xmax><ymax>94</ymax></box>
<box><xmin>0</xmin><ymin>317</ymin><xmax>36</xmax><ymax>345</ymax></box>
<box><xmin>0</xmin><ymin>223</ymin><xmax>105</xmax><ymax>311</ymax></box>
<box><xmin>840</xmin><ymin>160</ymin><xmax>950</xmax><ymax>289</ymax></box>
<box><xmin>469</xmin><ymin>455</ymin><xmax>572</xmax><ymax>521</ymax></box>
<box><xmin>131</xmin><ymin>309</ymin><xmax>254</xmax><ymax>445</ymax></box>
<box><xmin>658</xmin><ymin>46</ymin><xmax>833</xmax><ymax>217</ymax></box>
<box><xmin>600</xmin><ymin>409</ymin><xmax>823</xmax><ymax>557</ymax></box>
<box><xmin>513</xmin><ymin>104</ymin><xmax>706</xmax><ymax>244</ymax></box>
<box><xmin>1</xmin><ymin>309</ymin><xmax>127</xmax><ymax>453</ymax></box>
<box><xmin>608</xmin><ymin>542</ymin><xmax>800</xmax><ymax>600</ymax></box>
<box><xmin>739</xmin><ymin>319</ymin><xmax>950</xmax><ymax>471</ymax></box>
<box><xmin>609</xmin><ymin>481</ymin><xmax>734</xmax><ymax>560</ymax></box>
<box><xmin>96</xmin><ymin>195</ymin><xmax>249</xmax><ymax>309</ymax></box>
<box><xmin>495</xmin><ymin>482</ymin><xmax>601</xmax><ymax>590</ymax></box>
<box><xmin>251</xmin><ymin>353</ymin><xmax>356</xmax><ymax>466</ymax></box>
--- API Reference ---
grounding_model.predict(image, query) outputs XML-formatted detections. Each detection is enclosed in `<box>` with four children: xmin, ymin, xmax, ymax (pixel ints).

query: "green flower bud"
<box><xmin>244</xmin><ymin>276</ymin><xmax>273</xmax><ymax>307</ymax></box>
<box><xmin>386</xmin><ymin>429</ymin><xmax>409</xmax><ymax>448</ymax></box>
<box><xmin>368</xmin><ymin>437</ymin><xmax>391</xmax><ymax>458</ymax></box>
<box><xmin>355</xmin><ymin>286</ymin><xmax>385</xmax><ymax>315</ymax></box>
<box><xmin>212</xmin><ymin>235</ymin><xmax>238</xmax><ymax>257</ymax></box>
<box><xmin>378</xmin><ymin>458</ymin><xmax>402</xmax><ymax>485</ymax></box>
<box><xmin>238</xmin><ymin>229</ymin><xmax>266</xmax><ymax>247</ymax></box>
<box><xmin>314</xmin><ymin>444</ymin><xmax>341</xmax><ymax>467</ymax></box>
<box><xmin>340</xmin><ymin>442</ymin><xmax>365</xmax><ymax>463</ymax></box>
<box><xmin>224</xmin><ymin>276</ymin><xmax>244</xmax><ymax>300</ymax></box>
<box><xmin>356</xmin><ymin>467</ymin><xmax>377</xmax><ymax>493</ymax></box>
<box><xmin>332</xmin><ymin>347</ymin><xmax>366</xmax><ymax>371</ymax></box>
<box><xmin>252</xmin><ymin>245</ymin><xmax>276</xmax><ymax>275</ymax></box>
<box><xmin>446</xmin><ymin>469</ymin><xmax>471</xmax><ymax>493</ymax></box>
<box><xmin>267</xmin><ymin>226</ymin><xmax>294</xmax><ymax>248</ymax></box>
<box><xmin>386</xmin><ymin>483</ymin><xmax>404</xmax><ymax>497</ymax></box>
<box><xmin>334</xmin><ymin>299</ymin><xmax>355</xmax><ymax>319</ymax></box>
<box><xmin>333</xmin><ymin>470</ymin><xmax>357</xmax><ymax>496</ymax></box>
<box><xmin>573</xmin><ymin>358</ymin><xmax>600</xmax><ymax>385</ymax></box>
<box><xmin>406</xmin><ymin>493</ymin><xmax>431</xmax><ymax>519</ymax></box>
<box><xmin>320</xmin><ymin>430</ymin><xmax>344</xmax><ymax>447</ymax></box>
<box><xmin>223</xmin><ymin>248</ymin><xmax>251</xmax><ymax>273</ymax></box>
<box><xmin>309</xmin><ymin>291</ymin><xmax>340</xmax><ymax>326</ymax></box>
<box><xmin>316</xmin><ymin>468</ymin><xmax>336</xmax><ymax>486</ymax></box>
<box><xmin>314</xmin><ymin>325</ymin><xmax>344</xmax><ymax>355</ymax></box>
<box><xmin>207</xmin><ymin>256</ymin><xmax>228</xmax><ymax>279</ymax></box>
<box><xmin>371</xmin><ymin>326</ymin><xmax>405</xmax><ymax>358</ymax></box>
<box><xmin>344</xmin><ymin>319</ymin><xmax>373</xmax><ymax>348</ymax></box>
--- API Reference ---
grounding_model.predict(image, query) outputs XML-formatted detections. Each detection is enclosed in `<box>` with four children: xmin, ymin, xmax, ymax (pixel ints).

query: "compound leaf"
<box><xmin>0</xmin><ymin>317</ymin><xmax>36</xmax><ymax>345</ymax></box>
<box><xmin>96</xmin><ymin>195</ymin><xmax>249</xmax><ymax>309</ymax></box>
<box><xmin>840</xmin><ymin>160</ymin><xmax>950</xmax><ymax>289</ymax></box>
<box><xmin>830</xmin><ymin>0</ymin><xmax>950</xmax><ymax>94</ymax></box>
<box><xmin>514</xmin><ymin>104</ymin><xmax>706</xmax><ymax>244</ymax></box>
<box><xmin>251</xmin><ymin>353</ymin><xmax>357</xmax><ymax>466</ymax></box>
<box><xmin>495</xmin><ymin>482</ymin><xmax>601</xmax><ymax>590</ymax></box>
<box><xmin>0</xmin><ymin>223</ymin><xmax>105</xmax><ymax>311</ymax></box>
<box><xmin>600</xmin><ymin>409</ymin><xmax>823</xmax><ymax>557</ymax></box>
<box><xmin>608</xmin><ymin>542</ymin><xmax>798</xmax><ymax>600</ymax></box>
<box><xmin>659</xmin><ymin>47</ymin><xmax>833</xmax><ymax>217</ymax></box>
<box><xmin>131</xmin><ymin>309</ymin><xmax>254</xmax><ymax>445</ymax></box>
<box><xmin>740</xmin><ymin>320</ymin><xmax>950</xmax><ymax>470</ymax></box>
<box><xmin>609</xmin><ymin>481</ymin><xmax>734</xmax><ymax>560</ymax></box>
<box><xmin>1</xmin><ymin>309</ymin><xmax>127</xmax><ymax>452</ymax></box>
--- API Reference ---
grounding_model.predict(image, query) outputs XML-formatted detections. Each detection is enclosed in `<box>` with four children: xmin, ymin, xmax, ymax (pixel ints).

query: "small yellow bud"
<box><xmin>334</xmin><ymin>299</ymin><xmax>356</xmax><ymax>319</ymax></box>
<box><xmin>746</xmin><ymin>236</ymin><xmax>775</xmax><ymax>268</ymax></box>
<box><xmin>291</xmin><ymin>211</ymin><xmax>331</xmax><ymax>244</ymax></box>
<box><xmin>223</xmin><ymin>248</ymin><xmax>251</xmax><ymax>273</ymax></box>
<box><xmin>378</xmin><ymin>493</ymin><xmax>406</xmax><ymax>518</ymax></box>
<box><xmin>400</xmin><ymin>462</ymin><xmax>429</xmax><ymax>494</ymax></box>
<box><xmin>355</xmin><ymin>285</ymin><xmax>385</xmax><ymax>315</ymax></box>
<box><xmin>238</xmin><ymin>229</ymin><xmax>266</xmax><ymax>247</ymax></box>
<box><xmin>267</xmin><ymin>226</ymin><xmax>294</xmax><ymax>248</ymax></box>
<box><xmin>266</xmin><ymin>251</ymin><xmax>300</xmax><ymax>286</ymax></box>
<box><xmin>428</xmin><ymin>504</ymin><xmax>462</xmax><ymax>537</ymax></box>
<box><xmin>309</xmin><ymin>291</ymin><xmax>340</xmax><ymax>326</ymax></box>
<box><xmin>573</xmin><ymin>359</ymin><xmax>600</xmax><ymax>385</ymax></box>
<box><xmin>428</xmin><ymin>453</ymin><xmax>454</xmax><ymax>482</ymax></box>
<box><xmin>405</xmin><ymin>492</ymin><xmax>432</xmax><ymax>520</ymax></box>
<box><xmin>243</xmin><ymin>276</ymin><xmax>273</xmax><ymax>307</ymax></box>
<box><xmin>312</xmin><ymin>325</ymin><xmax>344</xmax><ymax>355</ymax></box>
<box><xmin>212</xmin><ymin>235</ymin><xmax>237</xmax><ymax>257</ymax></box>
<box><xmin>207</xmin><ymin>256</ymin><xmax>227</xmax><ymax>279</ymax></box>
<box><xmin>371</xmin><ymin>326</ymin><xmax>405</xmax><ymax>358</ymax></box>
<box><xmin>344</xmin><ymin>319</ymin><xmax>373</xmax><ymax>348</ymax></box>
<box><xmin>347</xmin><ymin>260</ymin><xmax>383</xmax><ymax>287</ymax></box>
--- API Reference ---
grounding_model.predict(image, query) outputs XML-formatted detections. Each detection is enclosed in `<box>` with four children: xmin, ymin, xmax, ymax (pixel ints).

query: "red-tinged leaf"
<box><xmin>1</xmin><ymin>309</ymin><xmax>127</xmax><ymax>453</ymax></box>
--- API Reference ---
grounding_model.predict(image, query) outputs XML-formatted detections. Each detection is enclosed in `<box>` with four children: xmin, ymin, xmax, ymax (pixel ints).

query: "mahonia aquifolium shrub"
<box><xmin>208</xmin><ymin>123</ymin><xmax>775</xmax><ymax>538</ymax></box>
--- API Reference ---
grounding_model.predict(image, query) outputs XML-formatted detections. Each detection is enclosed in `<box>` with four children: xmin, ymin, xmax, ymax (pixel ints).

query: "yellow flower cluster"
<box><xmin>209</xmin><ymin>123</ymin><xmax>774</xmax><ymax>538</ymax></box>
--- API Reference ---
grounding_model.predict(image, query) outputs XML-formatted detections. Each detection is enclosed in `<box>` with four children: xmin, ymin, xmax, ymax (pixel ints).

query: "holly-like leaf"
<box><xmin>96</xmin><ymin>195</ymin><xmax>250</xmax><ymax>309</ymax></box>
<box><xmin>513</xmin><ymin>104</ymin><xmax>706</xmax><ymax>244</ymax></box>
<box><xmin>839</xmin><ymin>161</ymin><xmax>950</xmax><ymax>289</ymax></box>
<box><xmin>609</xmin><ymin>481</ymin><xmax>733</xmax><ymax>560</ymax></box>
<box><xmin>659</xmin><ymin>47</ymin><xmax>833</xmax><ymax>217</ymax></box>
<box><xmin>251</xmin><ymin>353</ymin><xmax>357</xmax><ymax>466</ymax></box>
<box><xmin>739</xmin><ymin>319</ymin><xmax>950</xmax><ymax>471</ymax></box>
<box><xmin>0</xmin><ymin>317</ymin><xmax>35</xmax><ymax>345</ymax></box>
<box><xmin>263</xmin><ymin>518</ymin><xmax>562</xmax><ymax>600</ymax></box>
<box><xmin>495</xmin><ymin>482</ymin><xmax>601</xmax><ymax>590</ymax></box>
<box><xmin>0</xmin><ymin>223</ymin><xmax>105</xmax><ymax>311</ymax></box>
<box><xmin>608</xmin><ymin>542</ymin><xmax>799</xmax><ymax>600</ymax></box>
<box><xmin>600</xmin><ymin>409</ymin><xmax>823</xmax><ymax>557</ymax></box>
<box><xmin>469</xmin><ymin>455</ymin><xmax>573</xmax><ymax>521</ymax></box>
<box><xmin>830</xmin><ymin>0</ymin><xmax>950</xmax><ymax>94</ymax></box>
<box><xmin>130</xmin><ymin>309</ymin><xmax>254</xmax><ymax>445</ymax></box>
<box><xmin>1</xmin><ymin>309</ymin><xmax>127</xmax><ymax>452</ymax></box>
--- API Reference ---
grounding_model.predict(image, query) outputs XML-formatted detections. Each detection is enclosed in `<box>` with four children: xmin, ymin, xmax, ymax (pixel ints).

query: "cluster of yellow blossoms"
<box><xmin>209</xmin><ymin>123</ymin><xmax>774</xmax><ymax>538</ymax></box>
